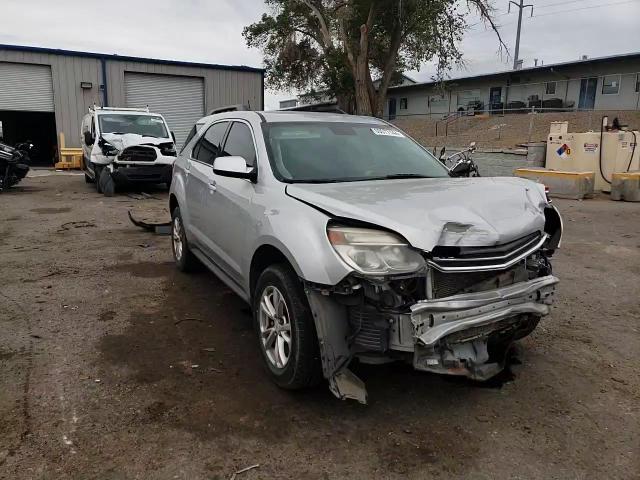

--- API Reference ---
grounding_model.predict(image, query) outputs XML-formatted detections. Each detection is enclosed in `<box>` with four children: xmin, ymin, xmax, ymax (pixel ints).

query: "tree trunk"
<box><xmin>354</xmin><ymin>24</ymin><xmax>372</xmax><ymax>116</ymax></box>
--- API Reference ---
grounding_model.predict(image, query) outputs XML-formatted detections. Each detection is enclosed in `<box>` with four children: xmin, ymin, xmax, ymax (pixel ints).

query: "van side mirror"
<box><xmin>84</xmin><ymin>130</ymin><xmax>95</xmax><ymax>146</ymax></box>
<box><xmin>213</xmin><ymin>155</ymin><xmax>257</xmax><ymax>182</ymax></box>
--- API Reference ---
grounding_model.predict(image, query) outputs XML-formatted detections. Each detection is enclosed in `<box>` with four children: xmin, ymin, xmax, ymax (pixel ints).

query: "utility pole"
<box><xmin>509</xmin><ymin>0</ymin><xmax>534</xmax><ymax>70</ymax></box>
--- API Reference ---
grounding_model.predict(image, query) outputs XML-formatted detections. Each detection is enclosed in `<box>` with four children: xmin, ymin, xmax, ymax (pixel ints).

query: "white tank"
<box><xmin>546</xmin><ymin>121</ymin><xmax>640</xmax><ymax>192</ymax></box>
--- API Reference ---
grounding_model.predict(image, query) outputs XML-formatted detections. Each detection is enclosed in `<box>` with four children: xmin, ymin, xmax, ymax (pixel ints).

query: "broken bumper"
<box><xmin>402</xmin><ymin>275</ymin><xmax>558</xmax><ymax>379</ymax></box>
<box><xmin>110</xmin><ymin>163</ymin><xmax>173</xmax><ymax>185</ymax></box>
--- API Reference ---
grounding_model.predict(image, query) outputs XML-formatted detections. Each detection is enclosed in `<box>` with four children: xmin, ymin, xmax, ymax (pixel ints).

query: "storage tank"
<box><xmin>546</xmin><ymin>120</ymin><xmax>639</xmax><ymax>192</ymax></box>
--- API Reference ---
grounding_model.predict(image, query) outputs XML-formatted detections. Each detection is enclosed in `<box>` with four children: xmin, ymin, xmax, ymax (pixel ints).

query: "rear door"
<box><xmin>185</xmin><ymin>121</ymin><xmax>229</xmax><ymax>249</ymax></box>
<box><xmin>204</xmin><ymin>121</ymin><xmax>258</xmax><ymax>285</ymax></box>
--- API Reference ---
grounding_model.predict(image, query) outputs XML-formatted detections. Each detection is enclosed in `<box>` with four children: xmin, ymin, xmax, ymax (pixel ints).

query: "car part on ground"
<box><xmin>169</xmin><ymin>110</ymin><xmax>563</xmax><ymax>403</ymax></box>
<box><xmin>127</xmin><ymin>210</ymin><xmax>171</xmax><ymax>235</ymax></box>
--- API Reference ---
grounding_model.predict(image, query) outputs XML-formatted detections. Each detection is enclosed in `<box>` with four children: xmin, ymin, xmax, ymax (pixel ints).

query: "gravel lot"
<box><xmin>1</xmin><ymin>173</ymin><xmax>638</xmax><ymax>479</ymax></box>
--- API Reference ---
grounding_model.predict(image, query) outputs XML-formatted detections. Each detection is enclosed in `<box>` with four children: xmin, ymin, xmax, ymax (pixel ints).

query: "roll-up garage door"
<box><xmin>124</xmin><ymin>72</ymin><xmax>204</xmax><ymax>148</ymax></box>
<box><xmin>0</xmin><ymin>62</ymin><xmax>54</xmax><ymax>112</ymax></box>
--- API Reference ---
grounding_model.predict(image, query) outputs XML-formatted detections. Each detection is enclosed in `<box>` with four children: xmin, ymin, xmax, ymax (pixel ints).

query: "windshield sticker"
<box><xmin>371</xmin><ymin>128</ymin><xmax>404</xmax><ymax>137</ymax></box>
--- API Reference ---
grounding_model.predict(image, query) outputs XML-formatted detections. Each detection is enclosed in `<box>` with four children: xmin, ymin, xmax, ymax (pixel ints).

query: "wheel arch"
<box><xmin>169</xmin><ymin>193</ymin><xmax>179</xmax><ymax>215</ymax></box>
<box><xmin>250</xmin><ymin>244</ymin><xmax>300</xmax><ymax>300</ymax></box>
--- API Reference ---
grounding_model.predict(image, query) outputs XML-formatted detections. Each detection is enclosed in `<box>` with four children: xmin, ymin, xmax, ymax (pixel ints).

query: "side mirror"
<box><xmin>450</xmin><ymin>161</ymin><xmax>471</xmax><ymax>177</ymax></box>
<box><xmin>439</xmin><ymin>146</ymin><xmax>446</xmax><ymax>161</ymax></box>
<box><xmin>84</xmin><ymin>130</ymin><xmax>95</xmax><ymax>146</ymax></box>
<box><xmin>469</xmin><ymin>141</ymin><xmax>477</xmax><ymax>152</ymax></box>
<box><xmin>213</xmin><ymin>155</ymin><xmax>257</xmax><ymax>182</ymax></box>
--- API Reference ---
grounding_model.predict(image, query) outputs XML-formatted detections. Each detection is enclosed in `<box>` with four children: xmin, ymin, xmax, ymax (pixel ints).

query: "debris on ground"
<box><xmin>128</xmin><ymin>210</ymin><xmax>171</xmax><ymax>235</ymax></box>
<box><xmin>58</xmin><ymin>220</ymin><xmax>96</xmax><ymax>232</ymax></box>
<box><xmin>230</xmin><ymin>464</ymin><xmax>260</xmax><ymax>480</ymax></box>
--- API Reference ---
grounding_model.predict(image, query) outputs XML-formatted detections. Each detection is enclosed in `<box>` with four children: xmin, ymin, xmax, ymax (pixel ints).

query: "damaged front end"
<box><xmin>101</xmin><ymin>134</ymin><xmax>175</xmax><ymax>186</ymax></box>
<box><xmin>305</xmin><ymin>208</ymin><xmax>562</xmax><ymax>404</ymax></box>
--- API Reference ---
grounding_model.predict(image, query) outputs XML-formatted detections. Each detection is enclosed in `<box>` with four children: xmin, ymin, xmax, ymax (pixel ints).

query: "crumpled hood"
<box><xmin>101</xmin><ymin>133</ymin><xmax>170</xmax><ymax>151</ymax></box>
<box><xmin>287</xmin><ymin>177</ymin><xmax>548</xmax><ymax>251</ymax></box>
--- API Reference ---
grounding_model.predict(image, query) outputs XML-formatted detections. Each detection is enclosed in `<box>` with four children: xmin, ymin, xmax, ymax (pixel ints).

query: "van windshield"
<box><xmin>263</xmin><ymin>122</ymin><xmax>449</xmax><ymax>183</ymax></box>
<box><xmin>98</xmin><ymin>114</ymin><xmax>168</xmax><ymax>138</ymax></box>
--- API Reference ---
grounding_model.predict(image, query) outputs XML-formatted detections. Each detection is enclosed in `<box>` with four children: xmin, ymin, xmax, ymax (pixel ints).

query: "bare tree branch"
<box><xmin>300</xmin><ymin>0</ymin><xmax>333</xmax><ymax>50</ymax></box>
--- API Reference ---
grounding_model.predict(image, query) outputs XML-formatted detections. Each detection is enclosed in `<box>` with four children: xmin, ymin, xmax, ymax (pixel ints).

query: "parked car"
<box><xmin>169</xmin><ymin>110</ymin><xmax>563</xmax><ymax>403</ymax></box>
<box><xmin>81</xmin><ymin>106</ymin><xmax>176</xmax><ymax>195</ymax></box>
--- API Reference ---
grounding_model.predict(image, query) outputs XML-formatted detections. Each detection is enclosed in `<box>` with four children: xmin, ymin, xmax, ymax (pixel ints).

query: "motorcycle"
<box><xmin>439</xmin><ymin>142</ymin><xmax>480</xmax><ymax>177</ymax></box>
<box><xmin>0</xmin><ymin>140</ymin><xmax>32</xmax><ymax>192</ymax></box>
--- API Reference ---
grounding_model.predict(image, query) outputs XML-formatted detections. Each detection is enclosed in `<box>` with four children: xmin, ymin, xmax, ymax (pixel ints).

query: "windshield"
<box><xmin>264</xmin><ymin>122</ymin><xmax>449</xmax><ymax>183</ymax></box>
<box><xmin>98</xmin><ymin>114</ymin><xmax>169</xmax><ymax>138</ymax></box>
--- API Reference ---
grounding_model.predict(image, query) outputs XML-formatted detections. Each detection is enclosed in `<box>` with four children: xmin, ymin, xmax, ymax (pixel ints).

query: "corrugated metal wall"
<box><xmin>0</xmin><ymin>48</ymin><xmax>263</xmax><ymax>147</ymax></box>
<box><xmin>0</xmin><ymin>50</ymin><xmax>102</xmax><ymax>146</ymax></box>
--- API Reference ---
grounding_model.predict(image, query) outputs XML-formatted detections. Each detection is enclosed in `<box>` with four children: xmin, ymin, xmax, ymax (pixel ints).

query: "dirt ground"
<box><xmin>1</xmin><ymin>173</ymin><xmax>639</xmax><ymax>480</ymax></box>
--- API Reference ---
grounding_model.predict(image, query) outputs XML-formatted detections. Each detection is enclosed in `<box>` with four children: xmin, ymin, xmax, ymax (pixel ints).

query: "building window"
<box><xmin>602</xmin><ymin>75</ymin><xmax>620</xmax><ymax>95</ymax></box>
<box><xmin>545</xmin><ymin>82</ymin><xmax>556</xmax><ymax>95</ymax></box>
<box><xmin>400</xmin><ymin>98</ymin><xmax>408</xmax><ymax>110</ymax></box>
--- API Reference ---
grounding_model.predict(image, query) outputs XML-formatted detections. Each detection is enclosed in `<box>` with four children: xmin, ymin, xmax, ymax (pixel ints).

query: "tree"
<box><xmin>244</xmin><ymin>0</ymin><xmax>505</xmax><ymax>116</ymax></box>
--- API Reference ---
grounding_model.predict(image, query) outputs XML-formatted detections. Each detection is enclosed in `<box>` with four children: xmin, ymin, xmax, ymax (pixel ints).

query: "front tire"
<box><xmin>253</xmin><ymin>264</ymin><xmax>321</xmax><ymax>390</ymax></box>
<box><xmin>93</xmin><ymin>164</ymin><xmax>103</xmax><ymax>193</ymax></box>
<box><xmin>171</xmin><ymin>207</ymin><xmax>200</xmax><ymax>272</ymax></box>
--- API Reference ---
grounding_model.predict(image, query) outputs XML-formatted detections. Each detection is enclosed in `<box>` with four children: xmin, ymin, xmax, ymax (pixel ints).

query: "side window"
<box><xmin>193</xmin><ymin>122</ymin><xmax>228</xmax><ymax>165</ymax></box>
<box><xmin>220</xmin><ymin>122</ymin><xmax>256</xmax><ymax>167</ymax></box>
<box><xmin>180</xmin><ymin>122</ymin><xmax>203</xmax><ymax>154</ymax></box>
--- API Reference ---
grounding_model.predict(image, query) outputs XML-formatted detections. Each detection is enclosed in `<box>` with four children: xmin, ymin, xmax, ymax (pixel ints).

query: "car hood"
<box><xmin>101</xmin><ymin>133</ymin><xmax>171</xmax><ymax>150</ymax></box>
<box><xmin>286</xmin><ymin>177</ymin><xmax>548</xmax><ymax>251</ymax></box>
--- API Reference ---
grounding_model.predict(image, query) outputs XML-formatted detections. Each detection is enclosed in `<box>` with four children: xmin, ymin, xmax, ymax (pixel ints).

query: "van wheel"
<box><xmin>83</xmin><ymin>157</ymin><xmax>94</xmax><ymax>183</ymax></box>
<box><xmin>98</xmin><ymin>168</ymin><xmax>115</xmax><ymax>197</ymax></box>
<box><xmin>171</xmin><ymin>207</ymin><xmax>200</xmax><ymax>272</ymax></box>
<box><xmin>253</xmin><ymin>264</ymin><xmax>322</xmax><ymax>390</ymax></box>
<box><xmin>94</xmin><ymin>164</ymin><xmax>103</xmax><ymax>193</ymax></box>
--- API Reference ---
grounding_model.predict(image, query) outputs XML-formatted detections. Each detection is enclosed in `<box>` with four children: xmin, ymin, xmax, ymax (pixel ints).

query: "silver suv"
<box><xmin>169</xmin><ymin>111</ymin><xmax>562</xmax><ymax>403</ymax></box>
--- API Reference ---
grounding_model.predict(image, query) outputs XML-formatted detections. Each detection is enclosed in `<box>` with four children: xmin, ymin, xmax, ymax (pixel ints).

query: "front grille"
<box><xmin>429</xmin><ymin>232</ymin><xmax>544</xmax><ymax>272</ymax></box>
<box><xmin>118</xmin><ymin>145</ymin><xmax>157</xmax><ymax>162</ymax></box>
<box><xmin>431</xmin><ymin>263</ymin><xmax>526</xmax><ymax>299</ymax></box>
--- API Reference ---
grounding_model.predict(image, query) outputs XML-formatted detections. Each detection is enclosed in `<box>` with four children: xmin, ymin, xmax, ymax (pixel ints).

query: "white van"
<box><xmin>81</xmin><ymin>106</ymin><xmax>176</xmax><ymax>195</ymax></box>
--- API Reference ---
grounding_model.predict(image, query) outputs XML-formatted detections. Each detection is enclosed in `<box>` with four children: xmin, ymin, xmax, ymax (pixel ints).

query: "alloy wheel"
<box><xmin>258</xmin><ymin>286</ymin><xmax>292</xmax><ymax>369</ymax></box>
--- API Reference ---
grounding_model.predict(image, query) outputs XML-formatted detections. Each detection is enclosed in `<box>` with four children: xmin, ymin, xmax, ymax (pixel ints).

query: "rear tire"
<box><xmin>171</xmin><ymin>206</ymin><xmax>200</xmax><ymax>272</ymax></box>
<box><xmin>83</xmin><ymin>157</ymin><xmax>94</xmax><ymax>183</ymax></box>
<box><xmin>253</xmin><ymin>264</ymin><xmax>322</xmax><ymax>390</ymax></box>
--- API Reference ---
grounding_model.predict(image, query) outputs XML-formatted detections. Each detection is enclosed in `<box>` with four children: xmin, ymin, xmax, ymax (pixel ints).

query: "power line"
<box><xmin>466</xmin><ymin>0</ymin><xmax>639</xmax><ymax>36</ymax></box>
<box><xmin>530</xmin><ymin>0</ymin><xmax>639</xmax><ymax>17</ymax></box>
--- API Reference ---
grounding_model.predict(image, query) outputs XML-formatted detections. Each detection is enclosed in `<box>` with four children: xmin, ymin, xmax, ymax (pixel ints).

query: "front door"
<box><xmin>185</xmin><ymin>120</ymin><xmax>229</xmax><ymax>250</ymax></box>
<box><xmin>388</xmin><ymin>98</ymin><xmax>397</xmax><ymax>120</ymax></box>
<box><xmin>205</xmin><ymin>121</ymin><xmax>257</xmax><ymax>286</ymax></box>
<box><xmin>579</xmin><ymin>77</ymin><xmax>598</xmax><ymax>110</ymax></box>
<box><xmin>490</xmin><ymin>87</ymin><xmax>502</xmax><ymax>112</ymax></box>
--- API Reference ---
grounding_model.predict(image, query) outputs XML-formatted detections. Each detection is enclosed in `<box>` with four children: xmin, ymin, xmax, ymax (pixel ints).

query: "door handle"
<box><xmin>208</xmin><ymin>180</ymin><xmax>217</xmax><ymax>192</ymax></box>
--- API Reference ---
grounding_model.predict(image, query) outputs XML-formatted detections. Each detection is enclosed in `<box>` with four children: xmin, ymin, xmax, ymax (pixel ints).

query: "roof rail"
<box><xmin>278</xmin><ymin>103</ymin><xmax>346</xmax><ymax>114</ymax></box>
<box><xmin>89</xmin><ymin>105</ymin><xmax>150</xmax><ymax>113</ymax></box>
<box><xmin>208</xmin><ymin>104</ymin><xmax>252</xmax><ymax>115</ymax></box>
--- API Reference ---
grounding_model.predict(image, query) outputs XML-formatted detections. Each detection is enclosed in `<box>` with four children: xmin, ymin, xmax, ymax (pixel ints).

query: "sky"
<box><xmin>2</xmin><ymin>0</ymin><xmax>639</xmax><ymax>109</ymax></box>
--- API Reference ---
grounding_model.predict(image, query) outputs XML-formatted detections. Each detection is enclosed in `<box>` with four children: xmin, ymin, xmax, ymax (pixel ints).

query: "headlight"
<box><xmin>159</xmin><ymin>143</ymin><xmax>177</xmax><ymax>156</ymax></box>
<box><xmin>327</xmin><ymin>225</ymin><xmax>426</xmax><ymax>275</ymax></box>
<box><xmin>99</xmin><ymin>139</ymin><xmax>119</xmax><ymax>156</ymax></box>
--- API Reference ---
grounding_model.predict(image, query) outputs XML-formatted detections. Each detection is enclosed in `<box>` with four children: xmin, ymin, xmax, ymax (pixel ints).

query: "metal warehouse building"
<box><xmin>0</xmin><ymin>44</ymin><xmax>264</xmax><ymax>164</ymax></box>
